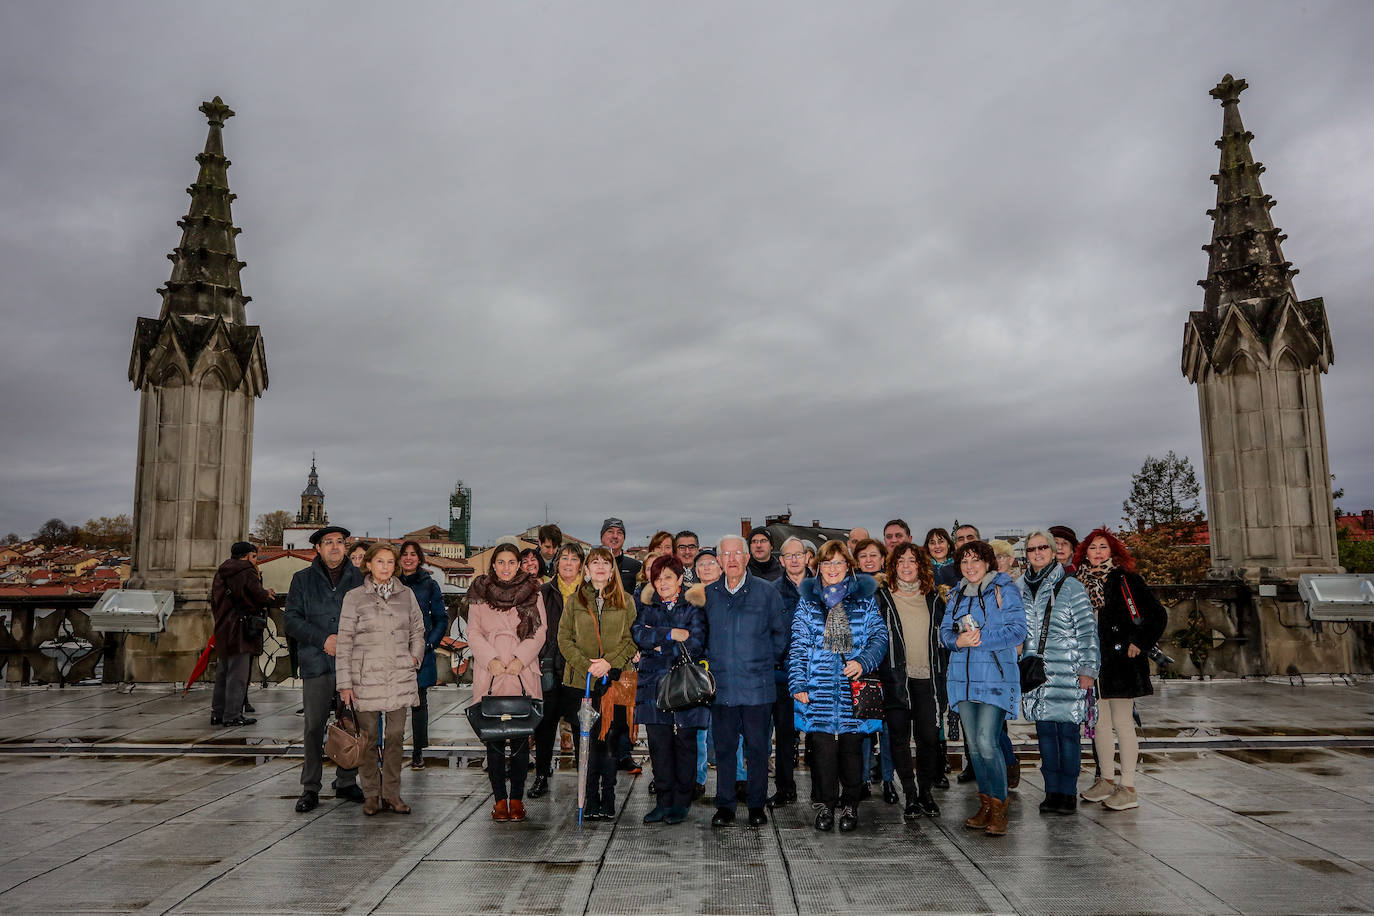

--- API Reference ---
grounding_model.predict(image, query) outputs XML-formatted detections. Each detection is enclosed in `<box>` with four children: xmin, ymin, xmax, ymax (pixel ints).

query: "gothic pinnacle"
<box><xmin>199</xmin><ymin>96</ymin><xmax>235</xmax><ymax>126</ymax></box>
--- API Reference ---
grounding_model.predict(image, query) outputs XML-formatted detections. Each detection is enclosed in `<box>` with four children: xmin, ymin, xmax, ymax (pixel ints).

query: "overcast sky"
<box><xmin>2</xmin><ymin>2</ymin><xmax>1372</xmax><ymax>549</ymax></box>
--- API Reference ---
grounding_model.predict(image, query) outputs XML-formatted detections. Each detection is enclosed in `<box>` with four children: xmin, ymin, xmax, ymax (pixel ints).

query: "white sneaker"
<box><xmin>1080</xmin><ymin>777</ymin><xmax>1115</xmax><ymax>803</ymax></box>
<box><xmin>1102</xmin><ymin>785</ymin><xmax>1139</xmax><ymax>810</ymax></box>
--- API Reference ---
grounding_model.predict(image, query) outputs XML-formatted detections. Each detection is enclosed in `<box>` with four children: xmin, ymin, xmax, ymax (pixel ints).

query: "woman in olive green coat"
<box><xmin>558</xmin><ymin>546</ymin><xmax>637</xmax><ymax>820</ymax></box>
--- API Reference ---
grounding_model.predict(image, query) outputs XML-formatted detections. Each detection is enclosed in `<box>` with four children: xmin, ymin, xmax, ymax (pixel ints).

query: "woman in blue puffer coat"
<box><xmin>632</xmin><ymin>555</ymin><xmax>708</xmax><ymax>826</ymax></box>
<box><xmin>1017</xmin><ymin>528</ymin><xmax>1099</xmax><ymax>817</ymax></box>
<box><xmin>789</xmin><ymin>541</ymin><xmax>888</xmax><ymax>834</ymax></box>
<box><xmin>940</xmin><ymin>539</ymin><xmax>1026</xmax><ymax>837</ymax></box>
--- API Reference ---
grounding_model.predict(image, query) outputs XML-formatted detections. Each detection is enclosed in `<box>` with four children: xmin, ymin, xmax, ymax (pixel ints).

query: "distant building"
<box><xmin>282</xmin><ymin>457</ymin><xmax>328</xmax><ymax>550</ymax></box>
<box><xmin>449</xmin><ymin>481</ymin><xmax>472</xmax><ymax>550</ymax></box>
<box><xmin>739</xmin><ymin>512</ymin><xmax>850</xmax><ymax>551</ymax></box>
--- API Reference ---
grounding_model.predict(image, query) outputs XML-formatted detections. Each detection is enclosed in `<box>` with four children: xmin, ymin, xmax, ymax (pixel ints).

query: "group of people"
<box><xmin>214</xmin><ymin>513</ymin><xmax>1168</xmax><ymax>836</ymax></box>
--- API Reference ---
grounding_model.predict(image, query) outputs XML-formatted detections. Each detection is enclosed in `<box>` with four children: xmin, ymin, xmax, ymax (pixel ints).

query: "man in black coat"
<box><xmin>746</xmin><ymin>528</ymin><xmax>784</xmax><ymax>582</ymax></box>
<box><xmin>600</xmin><ymin>517</ymin><xmax>641</xmax><ymax>593</ymax></box>
<box><xmin>209</xmin><ymin>541</ymin><xmax>274</xmax><ymax>727</ymax></box>
<box><xmin>284</xmin><ymin>525</ymin><xmax>364</xmax><ymax>812</ymax></box>
<box><xmin>767</xmin><ymin>536</ymin><xmax>810</xmax><ymax>807</ymax></box>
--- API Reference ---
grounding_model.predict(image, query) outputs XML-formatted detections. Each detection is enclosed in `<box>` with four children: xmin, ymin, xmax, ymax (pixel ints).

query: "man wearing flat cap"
<box><xmin>285</xmin><ymin>525</ymin><xmax>364</xmax><ymax>812</ymax></box>
<box><xmin>600</xmin><ymin>517</ymin><xmax>641</xmax><ymax>594</ymax></box>
<box><xmin>209</xmin><ymin>541</ymin><xmax>274</xmax><ymax>727</ymax></box>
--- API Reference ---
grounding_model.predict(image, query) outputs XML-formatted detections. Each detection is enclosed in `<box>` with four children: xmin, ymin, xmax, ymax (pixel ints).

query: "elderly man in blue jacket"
<box><xmin>703</xmin><ymin>533</ymin><xmax>789</xmax><ymax>827</ymax></box>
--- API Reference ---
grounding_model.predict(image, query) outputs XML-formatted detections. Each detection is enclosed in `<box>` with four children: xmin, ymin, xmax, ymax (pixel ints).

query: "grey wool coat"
<box><xmin>336</xmin><ymin>578</ymin><xmax>426</xmax><ymax>712</ymax></box>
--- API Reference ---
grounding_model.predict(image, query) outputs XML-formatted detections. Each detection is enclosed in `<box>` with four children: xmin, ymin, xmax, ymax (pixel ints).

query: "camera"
<box><xmin>1149</xmin><ymin>645</ymin><xmax>1175</xmax><ymax>667</ymax></box>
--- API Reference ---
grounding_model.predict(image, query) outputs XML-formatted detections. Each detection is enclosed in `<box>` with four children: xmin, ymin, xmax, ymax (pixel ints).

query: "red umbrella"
<box><xmin>182</xmin><ymin>636</ymin><xmax>216</xmax><ymax>696</ymax></box>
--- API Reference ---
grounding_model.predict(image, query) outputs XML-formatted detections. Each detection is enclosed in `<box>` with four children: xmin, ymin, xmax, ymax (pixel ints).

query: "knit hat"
<box><xmin>230</xmin><ymin>541</ymin><xmax>256</xmax><ymax>559</ymax></box>
<box><xmin>600</xmin><ymin>517</ymin><xmax>626</xmax><ymax>537</ymax></box>
<box><xmin>1048</xmin><ymin>525</ymin><xmax>1078</xmax><ymax>549</ymax></box>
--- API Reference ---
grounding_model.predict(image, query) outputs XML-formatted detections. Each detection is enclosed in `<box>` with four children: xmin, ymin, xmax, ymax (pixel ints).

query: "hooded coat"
<box><xmin>1018</xmin><ymin>563</ymin><xmax>1100</xmax><ymax>723</ymax></box>
<box><xmin>788</xmin><ymin>574</ymin><xmax>889</xmax><ymax>735</ymax></box>
<box><xmin>399</xmin><ymin>569</ymin><xmax>449</xmax><ymax>689</ymax></box>
<box><xmin>632</xmin><ymin>583</ymin><xmax>709</xmax><ymax>728</ymax></box>
<box><xmin>335</xmin><ymin>579</ymin><xmax>425</xmax><ymax>712</ymax></box>
<box><xmin>210</xmin><ymin>557</ymin><xmax>273</xmax><ymax>658</ymax></box>
<box><xmin>939</xmin><ymin>571</ymin><xmax>1027</xmax><ymax>719</ymax></box>
<box><xmin>284</xmin><ymin>556</ymin><xmax>364</xmax><ymax>679</ymax></box>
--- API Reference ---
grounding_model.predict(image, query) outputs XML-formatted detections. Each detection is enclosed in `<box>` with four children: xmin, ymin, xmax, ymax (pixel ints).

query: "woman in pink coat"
<box><xmin>467</xmin><ymin>542</ymin><xmax>548</xmax><ymax>822</ymax></box>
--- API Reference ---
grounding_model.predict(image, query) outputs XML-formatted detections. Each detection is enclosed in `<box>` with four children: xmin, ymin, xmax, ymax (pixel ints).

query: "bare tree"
<box><xmin>77</xmin><ymin>514</ymin><xmax>133</xmax><ymax>550</ymax></box>
<box><xmin>251</xmin><ymin>510</ymin><xmax>295</xmax><ymax>546</ymax></box>
<box><xmin>34</xmin><ymin>518</ymin><xmax>74</xmax><ymax>547</ymax></box>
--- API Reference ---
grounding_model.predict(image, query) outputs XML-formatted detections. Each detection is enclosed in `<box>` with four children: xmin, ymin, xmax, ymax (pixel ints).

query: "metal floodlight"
<box><xmin>87</xmin><ymin>589</ymin><xmax>175</xmax><ymax>634</ymax></box>
<box><xmin>1298</xmin><ymin>574</ymin><xmax>1374</xmax><ymax>622</ymax></box>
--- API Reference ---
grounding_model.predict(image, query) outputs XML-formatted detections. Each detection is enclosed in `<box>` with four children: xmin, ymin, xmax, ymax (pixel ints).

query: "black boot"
<box><xmin>813</xmin><ymin>804</ymin><xmax>834</xmax><ymax>831</ymax></box>
<box><xmin>528</xmin><ymin>775</ymin><xmax>549</xmax><ymax>798</ymax></box>
<box><xmin>916</xmin><ymin>786</ymin><xmax>940</xmax><ymax>817</ymax></box>
<box><xmin>956</xmin><ymin>763</ymin><xmax>976</xmax><ymax>784</ymax></box>
<box><xmin>882</xmin><ymin>781</ymin><xmax>900</xmax><ymax>805</ymax></box>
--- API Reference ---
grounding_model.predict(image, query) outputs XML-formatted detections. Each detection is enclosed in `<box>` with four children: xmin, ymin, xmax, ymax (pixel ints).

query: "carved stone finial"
<box><xmin>1210</xmin><ymin>74</ymin><xmax>1247</xmax><ymax>105</ymax></box>
<box><xmin>200</xmin><ymin>96</ymin><xmax>235</xmax><ymax>126</ymax></box>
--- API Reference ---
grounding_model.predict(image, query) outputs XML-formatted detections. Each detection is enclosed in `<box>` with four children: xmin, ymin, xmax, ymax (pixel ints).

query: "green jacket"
<box><xmin>558</xmin><ymin>582</ymin><xmax>637</xmax><ymax>690</ymax></box>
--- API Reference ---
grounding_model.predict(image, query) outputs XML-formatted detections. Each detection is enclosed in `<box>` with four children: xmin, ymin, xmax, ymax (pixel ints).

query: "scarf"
<box><xmin>369</xmin><ymin>576</ymin><xmax>395</xmax><ymax>600</ymax></box>
<box><xmin>557</xmin><ymin>575</ymin><xmax>580</xmax><ymax>602</ymax></box>
<box><xmin>895</xmin><ymin>577</ymin><xmax>922</xmax><ymax>594</ymax></box>
<box><xmin>962</xmin><ymin>571</ymin><xmax>997</xmax><ymax>597</ymax></box>
<box><xmin>931</xmin><ymin>556</ymin><xmax>954</xmax><ymax>574</ymax></box>
<box><xmin>1023</xmin><ymin>559</ymin><xmax>1059</xmax><ymax>600</ymax></box>
<box><xmin>820</xmin><ymin>577</ymin><xmax>855</xmax><ymax>655</ymax></box>
<box><xmin>468</xmin><ymin>570</ymin><xmax>542</xmax><ymax>641</ymax></box>
<box><xmin>1077</xmin><ymin>559</ymin><xmax>1114</xmax><ymax>612</ymax></box>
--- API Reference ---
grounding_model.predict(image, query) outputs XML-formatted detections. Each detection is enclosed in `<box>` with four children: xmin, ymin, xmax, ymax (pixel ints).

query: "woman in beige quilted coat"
<box><xmin>337</xmin><ymin>542</ymin><xmax>425</xmax><ymax>816</ymax></box>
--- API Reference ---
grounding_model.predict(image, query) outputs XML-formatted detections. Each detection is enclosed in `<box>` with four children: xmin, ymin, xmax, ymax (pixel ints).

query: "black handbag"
<box><xmin>539</xmin><ymin>656</ymin><xmax>557</xmax><ymax>694</ymax></box>
<box><xmin>241</xmin><ymin>612</ymin><xmax>268</xmax><ymax>642</ymax></box>
<box><xmin>464</xmin><ymin>675</ymin><xmax>544</xmax><ymax>743</ymax></box>
<box><xmin>1019</xmin><ymin>579</ymin><xmax>1066</xmax><ymax>693</ymax></box>
<box><xmin>655</xmin><ymin>646</ymin><xmax>716</xmax><ymax>712</ymax></box>
<box><xmin>849</xmin><ymin>675</ymin><xmax>884</xmax><ymax>719</ymax></box>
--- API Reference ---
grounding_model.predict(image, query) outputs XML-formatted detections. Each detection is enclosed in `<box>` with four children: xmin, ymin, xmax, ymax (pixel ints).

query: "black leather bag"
<box><xmin>539</xmin><ymin>656</ymin><xmax>557</xmax><ymax>694</ymax></box>
<box><xmin>655</xmin><ymin>647</ymin><xmax>716</xmax><ymax>712</ymax></box>
<box><xmin>465</xmin><ymin>676</ymin><xmax>544</xmax><ymax>743</ymax></box>
<box><xmin>849</xmin><ymin>676</ymin><xmax>885</xmax><ymax>719</ymax></box>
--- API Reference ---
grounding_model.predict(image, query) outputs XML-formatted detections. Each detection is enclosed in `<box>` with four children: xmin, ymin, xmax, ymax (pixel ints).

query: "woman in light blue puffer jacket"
<box><xmin>1017</xmin><ymin>528</ymin><xmax>1100</xmax><ymax>817</ymax></box>
<box><xmin>940</xmin><ymin>540</ymin><xmax>1026</xmax><ymax>836</ymax></box>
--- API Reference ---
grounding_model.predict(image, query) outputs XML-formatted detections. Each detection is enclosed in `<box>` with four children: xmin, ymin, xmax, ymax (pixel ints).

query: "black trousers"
<box><xmin>486</xmin><ymin>737</ymin><xmax>530</xmax><ymax>801</ymax></box>
<box><xmin>534</xmin><ymin>675</ymin><xmax>573</xmax><ymax>777</ymax></box>
<box><xmin>711</xmin><ymin>702</ymin><xmax>771</xmax><ymax>811</ymax></box>
<box><xmin>808</xmin><ymin>731</ymin><xmax>866</xmax><ymax>809</ymax></box>
<box><xmin>885</xmin><ymin>677</ymin><xmax>942</xmax><ymax>789</ymax></box>
<box><xmin>562</xmin><ymin>685</ymin><xmax>619</xmax><ymax>811</ymax></box>
<box><xmin>411</xmin><ymin>686</ymin><xmax>429</xmax><ymax>753</ymax></box>
<box><xmin>646</xmin><ymin>723</ymin><xmax>701</xmax><ymax>808</ymax></box>
<box><xmin>771</xmin><ymin>688</ymin><xmax>797</xmax><ymax>794</ymax></box>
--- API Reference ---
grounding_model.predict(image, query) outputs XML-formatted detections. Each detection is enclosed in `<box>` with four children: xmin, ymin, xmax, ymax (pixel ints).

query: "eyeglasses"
<box><xmin>719</xmin><ymin>550</ymin><xmax>745</xmax><ymax>559</ymax></box>
<box><xmin>676</xmin><ymin>544</ymin><xmax>698</xmax><ymax>551</ymax></box>
<box><xmin>1027</xmin><ymin>544</ymin><xmax>1052</xmax><ymax>553</ymax></box>
<box><xmin>818</xmin><ymin>559</ymin><xmax>848</xmax><ymax>569</ymax></box>
<box><xmin>781</xmin><ymin>552</ymin><xmax>804</xmax><ymax>561</ymax></box>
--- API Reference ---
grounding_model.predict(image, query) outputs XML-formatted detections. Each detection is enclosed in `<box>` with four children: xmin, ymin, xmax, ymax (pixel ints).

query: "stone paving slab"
<box><xmin>0</xmin><ymin>680</ymin><xmax>1371</xmax><ymax>914</ymax></box>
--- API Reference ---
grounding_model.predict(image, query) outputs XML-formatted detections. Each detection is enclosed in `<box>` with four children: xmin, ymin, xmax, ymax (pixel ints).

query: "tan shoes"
<box><xmin>382</xmin><ymin>797</ymin><xmax>411</xmax><ymax>815</ymax></box>
<box><xmin>984</xmin><ymin>797</ymin><xmax>1009</xmax><ymax>836</ymax></box>
<box><xmin>964</xmin><ymin>794</ymin><xmax>993</xmax><ymax>830</ymax></box>
<box><xmin>1080</xmin><ymin>777</ymin><xmax>1116</xmax><ymax>803</ymax></box>
<box><xmin>363</xmin><ymin>796</ymin><xmax>381</xmax><ymax>816</ymax></box>
<box><xmin>1102</xmin><ymin>785</ymin><xmax>1139</xmax><ymax>810</ymax></box>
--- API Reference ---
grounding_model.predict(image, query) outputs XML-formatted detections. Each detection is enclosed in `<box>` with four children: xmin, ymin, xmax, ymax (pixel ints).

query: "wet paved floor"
<box><xmin>1</xmin><ymin>679</ymin><xmax>1372</xmax><ymax>914</ymax></box>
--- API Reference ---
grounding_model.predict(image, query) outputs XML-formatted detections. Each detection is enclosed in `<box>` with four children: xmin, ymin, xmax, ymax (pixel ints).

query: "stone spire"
<box><xmin>126</xmin><ymin>97</ymin><xmax>269</xmax><ymax>613</ymax></box>
<box><xmin>129</xmin><ymin>98</ymin><xmax>267</xmax><ymax>395</ymax></box>
<box><xmin>1182</xmin><ymin>76</ymin><xmax>1339</xmax><ymax>579</ymax></box>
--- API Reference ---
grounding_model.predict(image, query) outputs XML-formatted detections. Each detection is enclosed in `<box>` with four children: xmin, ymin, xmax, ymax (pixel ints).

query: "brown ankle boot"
<box><xmin>964</xmin><ymin>793</ymin><xmax>993</xmax><ymax>830</ymax></box>
<box><xmin>363</xmin><ymin>796</ymin><xmax>381</xmax><ymax>816</ymax></box>
<box><xmin>985</xmin><ymin>796</ymin><xmax>1009</xmax><ymax>836</ymax></box>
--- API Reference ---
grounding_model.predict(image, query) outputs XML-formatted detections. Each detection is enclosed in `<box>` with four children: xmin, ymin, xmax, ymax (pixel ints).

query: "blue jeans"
<box><xmin>959</xmin><ymin>700</ymin><xmax>1008</xmax><ymax>801</ymax></box>
<box><xmin>1036</xmin><ymin>719</ymin><xmax>1082</xmax><ymax>796</ymax></box>
<box><xmin>861</xmin><ymin>726</ymin><xmax>895</xmax><ymax>782</ymax></box>
<box><xmin>1000</xmin><ymin>726</ymin><xmax>1016</xmax><ymax>768</ymax></box>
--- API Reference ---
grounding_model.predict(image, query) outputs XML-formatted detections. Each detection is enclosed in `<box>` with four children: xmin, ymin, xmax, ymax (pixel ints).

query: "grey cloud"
<box><xmin>2</xmin><ymin>1</ymin><xmax>1372</xmax><ymax>547</ymax></box>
